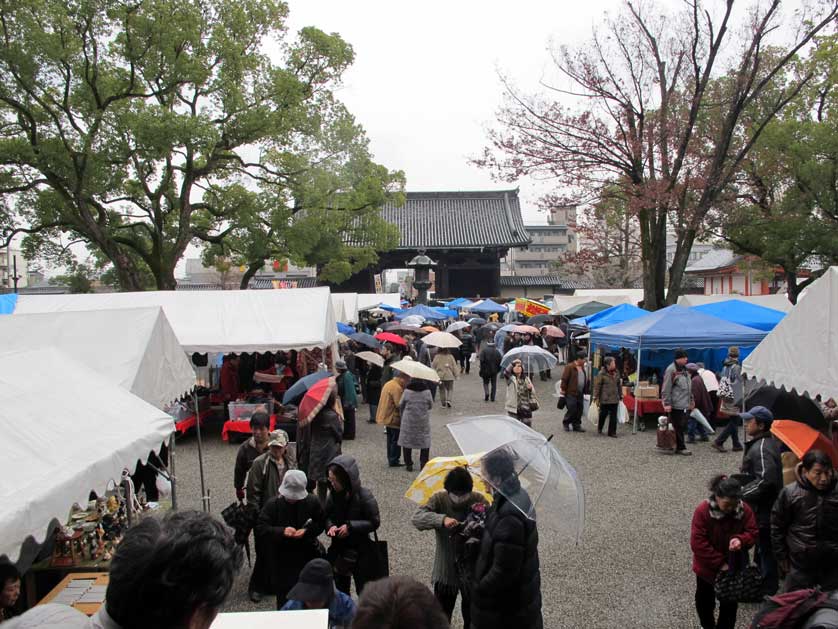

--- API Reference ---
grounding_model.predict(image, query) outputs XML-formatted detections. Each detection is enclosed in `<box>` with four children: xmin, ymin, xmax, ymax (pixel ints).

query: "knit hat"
<box><xmin>728</xmin><ymin>346</ymin><xmax>740</xmax><ymax>358</ymax></box>
<box><xmin>674</xmin><ymin>348</ymin><xmax>688</xmax><ymax>360</ymax></box>
<box><xmin>286</xmin><ymin>559</ymin><xmax>334</xmax><ymax>604</ymax></box>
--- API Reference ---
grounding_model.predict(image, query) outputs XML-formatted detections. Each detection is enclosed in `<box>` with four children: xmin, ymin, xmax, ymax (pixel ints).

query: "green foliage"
<box><xmin>53</xmin><ymin>262</ymin><xmax>96</xmax><ymax>293</ymax></box>
<box><xmin>0</xmin><ymin>0</ymin><xmax>402</xmax><ymax>290</ymax></box>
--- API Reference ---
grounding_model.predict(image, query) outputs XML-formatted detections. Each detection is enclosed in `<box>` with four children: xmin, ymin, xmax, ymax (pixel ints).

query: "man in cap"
<box><xmin>281</xmin><ymin>558</ymin><xmax>356</xmax><ymax>626</ymax></box>
<box><xmin>740</xmin><ymin>405</ymin><xmax>782</xmax><ymax>594</ymax></box>
<box><xmin>661</xmin><ymin>349</ymin><xmax>694</xmax><ymax>455</ymax></box>
<box><xmin>246</xmin><ymin>429</ymin><xmax>296</xmax><ymax>602</ymax></box>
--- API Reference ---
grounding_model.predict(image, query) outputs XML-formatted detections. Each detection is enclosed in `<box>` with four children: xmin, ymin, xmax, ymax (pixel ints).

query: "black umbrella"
<box><xmin>745</xmin><ymin>385</ymin><xmax>828</xmax><ymax>433</ymax></box>
<box><xmin>527</xmin><ymin>314</ymin><xmax>554</xmax><ymax>327</ymax></box>
<box><xmin>349</xmin><ymin>332</ymin><xmax>381</xmax><ymax>349</ymax></box>
<box><xmin>467</xmin><ymin>317</ymin><xmax>487</xmax><ymax>326</ymax></box>
<box><xmin>478</xmin><ymin>322</ymin><xmax>501</xmax><ymax>340</ymax></box>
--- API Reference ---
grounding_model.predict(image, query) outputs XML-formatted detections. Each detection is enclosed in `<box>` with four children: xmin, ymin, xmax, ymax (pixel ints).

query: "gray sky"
<box><xmin>284</xmin><ymin>1</ymin><xmax>616</xmax><ymax>224</ymax></box>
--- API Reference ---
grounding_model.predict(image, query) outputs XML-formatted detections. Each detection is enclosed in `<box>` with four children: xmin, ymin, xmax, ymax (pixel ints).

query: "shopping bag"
<box><xmin>714</xmin><ymin>552</ymin><xmax>764</xmax><ymax>603</ymax></box>
<box><xmin>587</xmin><ymin>399</ymin><xmax>600</xmax><ymax>428</ymax></box>
<box><xmin>155</xmin><ymin>473</ymin><xmax>172</xmax><ymax>499</ymax></box>
<box><xmin>363</xmin><ymin>531</ymin><xmax>389</xmax><ymax>581</ymax></box>
<box><xmin>656</xmin><ymin>416</ymin><xmax>676</xmax><ymax>451</ymax></box>
<box><xmin>617</xmin><ymin>401</ymin><xmax>629</xmax><ymax>424</ymax></box>
<box><xmin>582</xmin><ymin>394</ymin><xmax>590</xmax><ymax>418</ymax></box>
<box><xmin>690</xmin><ymin>408</ymin><xmax>715</xmax><ymax>435</ymax></box>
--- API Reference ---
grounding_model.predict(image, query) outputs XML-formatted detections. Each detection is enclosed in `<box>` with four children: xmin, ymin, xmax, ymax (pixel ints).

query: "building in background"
<box><xmin>666</xmin><ymin>236</ymin><xmax>714</xmax><ymax>267</ymax></box>
<box><xmin>504</xmin><ymin>204</ymin><xmax>577</xmax><ymax>276</ymax></box>
<box><xmin>685</xmin><ymin>248</ymin><xmax>802</xmax><ymax>296</ymax></box>
<box><xmin>177</xmin><ymin>258</ymin><xmax>316</xmax><ymax>290</ymax></box>
<box><xmin>0</xmin><ymin>247</ymin><xmax>28</xmax><ymax>290</ymax></box>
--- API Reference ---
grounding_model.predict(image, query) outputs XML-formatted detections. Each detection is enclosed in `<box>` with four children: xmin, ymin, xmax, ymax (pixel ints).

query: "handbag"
<box><xmin>557</xmin><ymin>395</ymin><xmax>566</xmax><ymax>410</ymax></box>
<box><xmin>517</xmin><ymin>402</ymin><xmax>533</xmax><ymax>420</ymax></box>
<box><xmin>714</xmin><ymin>551</ymin><xmax>764</xmax><ymax>603</ymax></box>
<box><xmin>529</xmin><ymin>392</ymin><xmax>540</xmax><ymax>412</ymax></box>
<box><xmin>656</xmin><ymin>416</ymin><xmax>677</xmax><ymax>451</ymax></box>
<box><xmin>364</xmin><ymin>531</ymin><xmax>389</xmax><ymax>580</ymax></box>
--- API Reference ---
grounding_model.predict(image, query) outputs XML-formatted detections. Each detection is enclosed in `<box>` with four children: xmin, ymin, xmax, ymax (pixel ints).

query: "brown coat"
<box><xmin>593</xmin><ymin>369</ymin><xmax>621</xmax><ymax>405</ymax></box>
<box><xmin>560</xmin><ymin>363</ymin><xmax>586</xmax><ymax>397</ymax></box>
<box><xmin>375</xmin><ymin>378</ymin><xmax>405</xmax><ymax>428</ymax></box>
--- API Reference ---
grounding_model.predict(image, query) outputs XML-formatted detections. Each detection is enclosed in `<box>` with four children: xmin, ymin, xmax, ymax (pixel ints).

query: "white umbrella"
<box><xmin>402</xmin><ymin>315</ymin><xmax>425</xmax><ymax>326</ymax></box>
<box><xmin>390</xmin><ymin>357</ymin><xmax>441</xmax><ymax>383</ymax></box>
<box><xmin>446</xmin><ymin>321</ymin><xmax>470</xmax><ymax>333</ymax></box>
<box><xmin>355</xmin><ymin>350</ymin><xmax>384</xmax><ymax>368</ymax></box>
<box><xmin>422</xmin><ymin>331</ymin><xmax>462</xmax><ymax>348</ymax></box>
<box><xmin>367</xmin><ymin>307</ymin><xmax>394</xmax><ymax>318</ymax></box>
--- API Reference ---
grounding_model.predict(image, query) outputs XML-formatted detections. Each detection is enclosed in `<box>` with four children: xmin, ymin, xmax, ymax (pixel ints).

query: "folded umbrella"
<box><xmin>298</xmin><ymin>376</ymin><xmax>338</xmax><ymax>427</ymax></box>
<box><xmin>355</xmin><ymin>351</ymin><xmax>384</xmax><ymax>368</ymax></box>
<box><xmin>282</xmin><ymin>370</ymin><xmax>331</xmax><ymax>405</ymax></box>
<box><xmin>349</xmin><ymin>332</ymin><xmax>381</xmax><ymax>350</ymax></box>
<box><xmin>422</xmin><ymin>331</ymin><xmax>462</xmax><ymax>349</ymax></box>
<box><xmin>375</xmin><ymin>332</ymin><xmax>408</xmax><ymax>347</ymax></box>
<box><xmin>390</xmin><ymin>357</ymin><xmax>440</xmax><ymax>383</ymax></box>
<box><xmin>500</xmin><ymin>345</ymin><xmax>558</xmax><ymax>373</ymax></box>
<box><xmin>447</xmin><ymin>415</ymin><xmax>584</xmax><ymax>543</ymax></box>
<box><xmin>404</xmin><ymin>454</ymin><xmax>492</xmax><ymax>505</ymax></box>
<box><xmin>540</xmin><ymin>325</ymin><xmax>565</xmax><ymax>338</ymax></box>
<box><xmin>771</xmin><ymin>420</ymin><xmax>838</xmax><ymax>467</ymax></box>
<box><xmin>446</xmin><ymin>321</ymin><xmax>470</xmax><ymax>333</ymax></box>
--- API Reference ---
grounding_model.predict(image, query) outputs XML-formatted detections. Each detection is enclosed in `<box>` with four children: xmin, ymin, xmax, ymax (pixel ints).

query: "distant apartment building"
<box><xmin>178</xmin><ymin>258</ymin><xmax>316</xmax><ymax>289</ymax></box>
<box><xmin>0</xmin><ymin>247</ymin><xmax>28</xmax><ymax>290</ymax></box>
<box><xmin>505</xmin><ymin>205</ymin><xmax>577</xmax><ymax>276</ymax></box>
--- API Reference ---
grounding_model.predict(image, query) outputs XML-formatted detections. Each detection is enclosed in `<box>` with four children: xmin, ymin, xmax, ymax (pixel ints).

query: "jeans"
<box><xmin>403</xmin><ymin>447</ymin><xmax>429</xmax><ymax>469</ymax></box>
<box><xmin>695</xmin><ymin>575</ymin><xmax>738</xmax><ymax>629</ymax></box>
<box><xmin>439</xmin><ymin>381</ymin><xmax>454</xmax><ymax>406</ymax></box>
<box><xmin>756</xmin><ymin>524</ymin><xmax>779</xmax><ymax>595</ymax></box>
<box><xmin>715</xmin><ymin>416</ymin><xmax>742</xmax><ymax>449</ymax></box>
<box><xmin>687</xmin><ymin>414</ymin><xmax>709</xmax><ymax>440</ymax></box>
<box><xmin>482</xmin><ymin>375</ymin><xmax>497</xmax><ymax>400</ymax></box>
<box><xmin>598</xmin><ymin>403</ymin><xmax>618</xmax><ymax>436</ymax></box>
<box><xmin>385</xmin><ymin>427</ymin><xmax>401</xmax><ymax>465</ymax></box>
<box><xmin>670</xmin><ymin>409</ymin><xmax>689</xmax><ymax>451</ymax></box>
<box><xmin>434</xmin><ymin>582</ymin><xmax>471</xmax><ymax>628</ymax></box>
<box><xmin>368</xmin><ymin>403</ymin><xmax>378</xmax><ymax>423</ymax></box>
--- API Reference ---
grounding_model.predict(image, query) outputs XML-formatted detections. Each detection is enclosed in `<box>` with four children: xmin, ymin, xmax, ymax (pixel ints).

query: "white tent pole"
<box><xmin>169</xmin><ymin>431</ymin><xmax>177</xmax><ymax>511</ymax></box>
<box><xmin>193</xmin><ymin>390</ymin><xmax>210</xmax><ymax>513</ymax></box>
<box><xmin>632</xmin><ymin>342</ymin><xmax>642</xmax><ymax>435</ymax></box>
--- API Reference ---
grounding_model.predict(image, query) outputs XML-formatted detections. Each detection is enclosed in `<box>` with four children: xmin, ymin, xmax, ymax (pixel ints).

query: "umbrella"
<box><xmin>746</xmin><ymin>385</ymin><xmax>828</xmax><ymax>433</ymax></box>
<box><xmin>561</xmin><ymin>301</ymin><xmax>612</xmax><ymax>318</ymax></box>
<box><xmin>366</xmin><ymin>307</ymin><xmax>393</xmax><ymax>318</ymax></box>
<box><xmin>422</xmin><ymin>331</ymin><xmax>463</xmax><ymax>349</ymax></box>
<box><xmin>404</xmin><ymin>454</ymin><xmax>493</xmax><ymax>505</ymax></box>
<box><xmin>421</xmin><ymin>325</ymin><xmax>440</xmax><ymax>333</ymax></box>
<box><xmin>337</xmin><ymin>332</ymin><xmax>350</xmax><ymax>343</ymax></box>
<box><xmin>540</xmin><ymin>325</ymin><xmax>565</xmax><ymax>338</ymax></box>
<box><xmin>771</xmin><ymin>420</ymin><xmax>838</xmax><ymax>467</ymax></box>
<box><xmin>337</xmin><ymin>322</ymin><xmax>356</xmax><ymax>335</ymax></box>
<box><xmin>467</xmin><ymin>317</ymin><xmax>487</xmax><ymax>326</ymax></box>
<box><xmin>527</xmin><ymin>314</ymin><xmax>553</xmax><ymax>327</ymax></box>
<box><xmin>350</xmin><ymin>332</ymin><xmax>381</xmax><ymax>349</ymax></box>
<box><xmin>390</xmin><ymin>357</ymin><xmax>440</xmax><ymax>383</ymax></box>
<box><xmin>298</xmin><ymin>376</ymin><xmax>338</xmax><ymax>427</ymax></box>
<box><xmin>512</xmin><ymin>325</ymin><xmax>540</xmax><ymax>335</ymax></box>
<box><xmin>355</xmin><ymin>350</ymin><xmax>384</xmax><ymax>368</ymax></box>
<box><xmin>282</xmin><ymin>370</ymin><xmax>331</xmax><ymax>405</ymax></box>
<box><xmin>402</xmin><ymin>315</ymin><xmax>426</xmax><ymax>326</ymax></box>
<box><xmin>447</xmin><ymin>415</ymin><xmax>584</xmax><ymax>542</ymax></box>
<box><xmin>375</xmin><ymin>332</ymin><xmax>408</xmax><ymax>347</ymax></box>
<box><xmin>446</xmin><ymin>321</ymin><xmax>470</xmax><ymax>333</ymax></box>
<box><xmin>381</xmin><ymin>323</ymin><xmax>425</xmax><ymax>334</ymax></box>
<box><xmin>501</xmin><ymin>346</ymin><xmax>558</xmax><ymax>373</ymax></box>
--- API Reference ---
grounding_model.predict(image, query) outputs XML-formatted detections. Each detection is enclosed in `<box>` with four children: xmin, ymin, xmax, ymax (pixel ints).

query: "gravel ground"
<box><xmin>173</xmin><ymin>368</ymin><xmax>760</xmax><ymax>628</ymax></box>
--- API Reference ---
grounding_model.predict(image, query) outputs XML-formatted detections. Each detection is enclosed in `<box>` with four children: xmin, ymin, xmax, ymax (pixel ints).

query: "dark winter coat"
<box><xmin>771</xmin><ymin>466</ymin><xmax>838</xmax><ymax>572</ymax></box>
<box><xmin>324</xmin><ymin>454</ymin><xmax>381</xmax><ymax>557</ymax></box>
<box><xmin>460</xmin><ymin>332</ymin><xmax>475</xmax><ymax>354</ymax></box>
<box><xmin>478</xmin><ymin>344</ymin><xmax>502</xmax><ymax>378</ymax></box>
<box><xmin>365</xmin><ymin>364</ymin><xmax>382</xmax><ymax>405</ymax></box>
<box><xmin>471</xmin><ymin>482</ymin><xmax>542</xmax><ymax>629</ymax></box>
<box><xmin>741</xmin><ymin>433</ymin><xmax>783</xmax><ymax>526</ymax></box>
<box><xmin>593</xmin><ymin>369</ymin><xmax>620</xmax><ymax>406</ymax></box>
<box><xmin>691</xmin><ymin>373</ymin><xmax>714</xmax><ymax>419</ymax></box>
<box><xmin>234</xmin><ymin>436</ymin><xmax>269</xmax><ymax>491</ymax></box>
<box><xmin>245</xmin><ymin>446</ymin><xmax>298</xmax><ymax>510</ymax></box>
<box><xmin>298</xmin><ymin>407</ymin><xmax>342</xmax><ymax>484</ymax></box>
<box><xmin>255</xmin><ymin>494</ymin><xmax>325</xmax><ymax>596</ymax></box>
<box><xmin>690</xmin><ymin>498</ymin><xmax>759</xmax><ymax>584</ymax></box>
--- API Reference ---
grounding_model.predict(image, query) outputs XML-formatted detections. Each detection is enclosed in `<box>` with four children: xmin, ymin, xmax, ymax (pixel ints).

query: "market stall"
<box><xmin>590</xmin><ymin>305</ymin><xmax>767</xmax><ymax>432</ymax></box>
<box><xmin>677</xmin><ymin>292</ymin><xmax>794</xmax><ymax>313</ymax></box>
<box><xmin>332</xmin><ymin>292</ymin><xmax>359</xmax><ymax>324</ymax></box>
<box><xmin>691</xmin><ymin>299</ymin><xmax>786</xmax><ymax>332</ymax></box>
<box><xmin>357</xmin><ymin>292</ymin><xmax>401</xmax><ymax>311</ymax></box>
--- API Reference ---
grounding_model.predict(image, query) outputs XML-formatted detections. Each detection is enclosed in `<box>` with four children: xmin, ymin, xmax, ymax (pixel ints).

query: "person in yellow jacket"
<box><xmin>376</xmin><ymin>371</ymin><xmax>409</xmax><ymax>467</ymax></box>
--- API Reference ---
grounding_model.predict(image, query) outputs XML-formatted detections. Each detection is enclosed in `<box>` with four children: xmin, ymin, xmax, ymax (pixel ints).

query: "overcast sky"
<box><xmin>283</xmin><ymin>1</ymin><xmax>617</xmax><ymax>224</ymax></box>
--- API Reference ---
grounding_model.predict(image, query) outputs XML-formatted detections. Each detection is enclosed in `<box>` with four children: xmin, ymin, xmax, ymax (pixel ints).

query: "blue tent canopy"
<box><xmin>445</xmin><ymin>298</ymin><xmax>474</xmax><ymax>309</ymax></box>
<box><xmin>379</xmin><ymin>303</ymin><xmax>403</xmax><ymax>313</ymax></box>
<box><xmin>433</xmin><ymin>307</ymin><xmax>458</xmax><ymax>319</ymax></box>
<box><xmin>0</xmin><ymin>293</ymin><xmax>17</xmax><ymax>315</ymax></box>
<box><xmin>572</xmin><ymin>304</ymin><xmax>649</xmax><ymax>330</ymax></box>
<box><xmin>590</xmin><ymin>305</ymin><xmax>767</xmax><ymax>350</ymax></box>
<box><xmin>691</xmin><ymin>299</ymin><xmax>785</xmax><ymax>332</ymax></box>
<box><xmin>395</xmin><ymin>305</ymin><xmax>448</xmax><ymax>321</ymax></box>
<box><xmin>337</xmin><ymin>322</ymin><xmax>356</xmax><ymax>335</ymax></box>
<box><xmin>469</xmin><ymin>299</ymin><xmax>507</xmax><ymax>315</ymax></box>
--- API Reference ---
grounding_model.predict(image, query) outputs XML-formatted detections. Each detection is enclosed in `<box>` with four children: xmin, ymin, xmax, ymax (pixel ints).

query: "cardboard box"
<box><xmin>636</xmin><ymin>385</ymin><xmax>660</xmax><ymax>399</ymax></box>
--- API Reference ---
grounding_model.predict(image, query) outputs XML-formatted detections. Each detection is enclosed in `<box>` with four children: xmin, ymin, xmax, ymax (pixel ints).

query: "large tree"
<box><xmin>476</xmin><ymin>0</ymin><xmax>838</xmax><ymax>309</ymax></box>
<box><xmin>0</xmin><ymin>0</ymin><xmax>402</xmax><ymax>290</ymax></box>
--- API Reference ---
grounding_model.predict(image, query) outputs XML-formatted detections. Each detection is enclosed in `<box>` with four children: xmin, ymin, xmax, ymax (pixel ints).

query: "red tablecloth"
<box><xmin>623</xmin><ymin>393</ymin><xmax>666</xmax><ymax>416</ymax></box>
<box><xmin>222</xmin><ymin>415</ymin><xmax>277</xmax><ymax>441</ymax></box>
<box><xmin>175</xmin><ymin>409</ymin><xmax>212</xmax><ymax>435</ymax></box>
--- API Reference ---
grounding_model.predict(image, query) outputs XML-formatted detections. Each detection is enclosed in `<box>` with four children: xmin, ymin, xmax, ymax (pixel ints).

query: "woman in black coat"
<box><xmin>471</xmin><ymin>449</ymin><xmax>542</xmax><ymax>629</ymax></box>
<box><xmin>324</xmin><ymin>454</ymin><xmax>381</xmax><ymax>597</ymax></box>
<box><xmin>365</xmin><ymin>364</ymin><xmax>383</xmax><ymax>424</ymax></box>
<box><xmin>255</xmin><ymin>470</ymin><xmax>325</xmax><ymax>609</ymax></box>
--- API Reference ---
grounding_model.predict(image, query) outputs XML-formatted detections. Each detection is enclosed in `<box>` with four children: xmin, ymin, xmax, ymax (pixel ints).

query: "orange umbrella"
<box><xmin>421</xmin><ymin>325</ymin><xmax>439</xmax><ymax>333</ymax></box>
<box><xmin>771</xmin><ymin>420</ymin><xmax>838</xmax><ymax>467</ymax></box>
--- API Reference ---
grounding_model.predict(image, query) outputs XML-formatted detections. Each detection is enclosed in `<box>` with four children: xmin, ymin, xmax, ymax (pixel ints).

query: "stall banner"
<box><xmin>374</xmin><ymin>273</ymin><xmax>383</xmax><ymax>293</ymax></box>
<box><xmin>515</xmin><ymin>298</ymin><xmax>550</xmax><ymax>318</ymax></box>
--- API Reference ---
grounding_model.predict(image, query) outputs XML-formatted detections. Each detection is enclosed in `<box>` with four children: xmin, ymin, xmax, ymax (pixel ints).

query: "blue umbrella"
<box><xmin>501</xmin><ymin>345</ymin><xmax>558</xmax><ymax>374</ymax></box>
<box><xmin>282</xmin><ymin>371</ymin><xmax>331</xmax><ymax>405</ymax></box>
<box><xmin>337</xmin><ymin>322</ymin><xmax>356</xmax><ymax>335</ymax></box>
<box><xmin>349</xmin><ymin>332</ymin><xmax>381</xmax><ymax>349</ymax></box>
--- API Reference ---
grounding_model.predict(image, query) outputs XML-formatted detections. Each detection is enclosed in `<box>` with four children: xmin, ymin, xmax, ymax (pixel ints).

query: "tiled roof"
<box><xmin>249</xmin><ymin>277</ymin><xmax>317</xmax><ymax>289</ymax></box>
<box><xmin>685</xmin><ymin>249</ymin><xmax>742</xmax><ymax>273</ymax></box>
<box><xmin>379</xmin><ymin>190</ymin><xmax>531</xmax><ymax>250</ymax></box>
<box><xmin>500</xmin><ymin>275</ymin><xmax>593</xmax><ymax>289</ymax></box>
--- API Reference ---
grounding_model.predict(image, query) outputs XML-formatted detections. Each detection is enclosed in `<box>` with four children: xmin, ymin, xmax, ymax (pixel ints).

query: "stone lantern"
<box><xmin>406</xmin><ymin>249</ymin><xmax>436</xmax><ymax>305</ymax></box>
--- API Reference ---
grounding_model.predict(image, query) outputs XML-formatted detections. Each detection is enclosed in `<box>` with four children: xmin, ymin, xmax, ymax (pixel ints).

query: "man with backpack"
<box><xmin>712</xmin><ymin>346</ymin><xmax>744</xmax><ymax>453</ymax></box>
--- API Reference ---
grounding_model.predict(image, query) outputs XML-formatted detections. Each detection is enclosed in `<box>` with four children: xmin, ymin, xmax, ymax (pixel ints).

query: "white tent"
<box><xmin>0</xmin><ymin>347</ymin><xmax>174</xmax><ymax>564</ymax></box>
<box><xmin>550</xmin><ymin>294</ymin><xmax>634</xmax><ymax>314</ymax></box>
<box><xmin>332</xmin><ymin>293</ymin><xmax>359</xmax><ymax>323</ymax></box>
<box><xmin>677</xmin><ymin>293</ymin><xmax>794</xmax><ymax>313</ymax></box>
<box><xmin>331</xmin><ymin>296</ymin><xmax>347</xmax><ymax>325</ymax></box>
<box><xmin>573</xmin><ymin>288</ymin><xmax>645</xmax><ymax>304</ymax></box>
<box><xmin>743</xmin><ymin>267</ymin><xmax>838</xmax><ymax>400</ymax></box>
<box><xmin>14</xmin><ymin>287</ymin><xmax>337</xmax><ymax>352</ymax></box>
<box><xmin>357</xmin><ymin>293</ymin><xmax>401</xmax><ymax>310</ymax></box>
<box><xmin>0</xmin><ymin>307</ymin><xmax>194</xmax><ymax>409</ymax></box>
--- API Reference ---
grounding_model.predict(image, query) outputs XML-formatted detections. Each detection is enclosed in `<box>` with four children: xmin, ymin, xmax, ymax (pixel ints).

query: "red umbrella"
<box><xmin>298</xmin><ymin>377</ymin><xmax>337</xmax><ymax>427</ymax></box>
<box><xmin>375</xmin><ymin>332</ymin><xmax>408</xmax><ymax>347</ymax></box>
<box><xmin>541</xmin><ymin>325</ymin><xmax>565</xmax><ymax>338</ymax></box>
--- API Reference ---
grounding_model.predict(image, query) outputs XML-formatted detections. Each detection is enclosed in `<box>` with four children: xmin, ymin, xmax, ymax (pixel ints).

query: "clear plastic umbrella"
<box><xmin>446</xmin><ymin>321</ymin><xmax>470</xmax><ymax>333</ymax></box>
<box><xmin>500</xmin><ymin>345</ymin><xmax>558</xmax><ymax>374</ymax></box>
<box><xmin>447</xmin><ymin>415</ymin><xmax>584</xmax><ymax>544</ymax></box>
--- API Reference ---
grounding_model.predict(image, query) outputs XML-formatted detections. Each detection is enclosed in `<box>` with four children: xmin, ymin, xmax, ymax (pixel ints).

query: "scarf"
<box><xmin>515</xmin><ymin>374</ymin><xmax>530</xmax><ymax>404</ymax></box>
<box><xmin>707</xmin><ymin>496</ymin><xmax>744</xmax><ymax>520</ymax></box>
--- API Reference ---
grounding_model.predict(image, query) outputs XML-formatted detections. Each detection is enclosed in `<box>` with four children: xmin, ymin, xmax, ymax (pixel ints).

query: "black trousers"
<box><xmin>598</xmin><ymin>403</ymin><xmax>618</xmax><ymax>436</ymax></box>
<box><xmin>342</xmin><ymin>405</ymin><xmax>356</xmax><ymax>440</ymax></box>
<box><xmin>563</xmin><ymin>394</ymin><xmax>584</xmax><ymax>427</ymax></box>
<box><xmin>670</xmin><ymin>408</ymin><xmax>689</xmax><ymax>451</ymax></box>
<box><xmin>249</xmin><ymin>533</ymin><xmax>270</xmax><ymax>595</ymax></box>
<box><xmin>459</xmin><ymin>352</ymin><xmax>472</xmax><ymax>373</ymax></box>
<box><xmin>386</xmin><ymin>427</ymin><xmax>401</xmax><ymax>465</ymax></box>
<box><xmin>695</xmin><ymin>575</ymin><xmax>737</xmax><ymax>629</ymax></box>
<box><xmin>481</xmin><ymin>375</ymin><xmax>497</xmax><ymax>400</ymax></box>
<box><xmin>403</xmin><ymin>447</ymin><xmax>429</xmax><ymax>469</ymax></box>
<box><xmin>434</xmin><ymin>581</ymin><xmax>471</xmax><ymax>628</ymax></box>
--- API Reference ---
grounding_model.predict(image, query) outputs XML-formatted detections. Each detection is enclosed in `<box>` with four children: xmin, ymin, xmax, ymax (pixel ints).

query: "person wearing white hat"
<box><xmin>256</xmin><ymin>470</ymin><xmax>326</xmax><ymax>610</ymax></box>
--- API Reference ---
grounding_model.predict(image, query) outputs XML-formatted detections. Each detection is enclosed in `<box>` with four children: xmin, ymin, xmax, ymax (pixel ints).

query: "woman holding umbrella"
<box><xmin>504</xmin><ymin>359</ymin><xmax>536</xmax><ymax>426</ymax></box>
<box><xmin>297</xmin><ymin>378</ymin><xmax>344</xmax><ymax>505</ymax></box>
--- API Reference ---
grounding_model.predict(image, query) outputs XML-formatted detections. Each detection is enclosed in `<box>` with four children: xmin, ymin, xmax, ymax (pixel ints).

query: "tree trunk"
<box><xmin>239</xmin><ymin>261</ymin><xmax>263</xmax><ymax>290</ymax></box>
<box><xmin>666</xmin><ymin>229</ymin><xmax>697</xmax><ymax>306</ymax></box>
<box><xmin>109</xmin><ymin>250</ymin><xmax>146</xmax><ymax>292</ymax></box>
<box><xmin>639</xmin><ymin>206</ymin><xmax>667</xmax><ymax>310</ymax></box>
